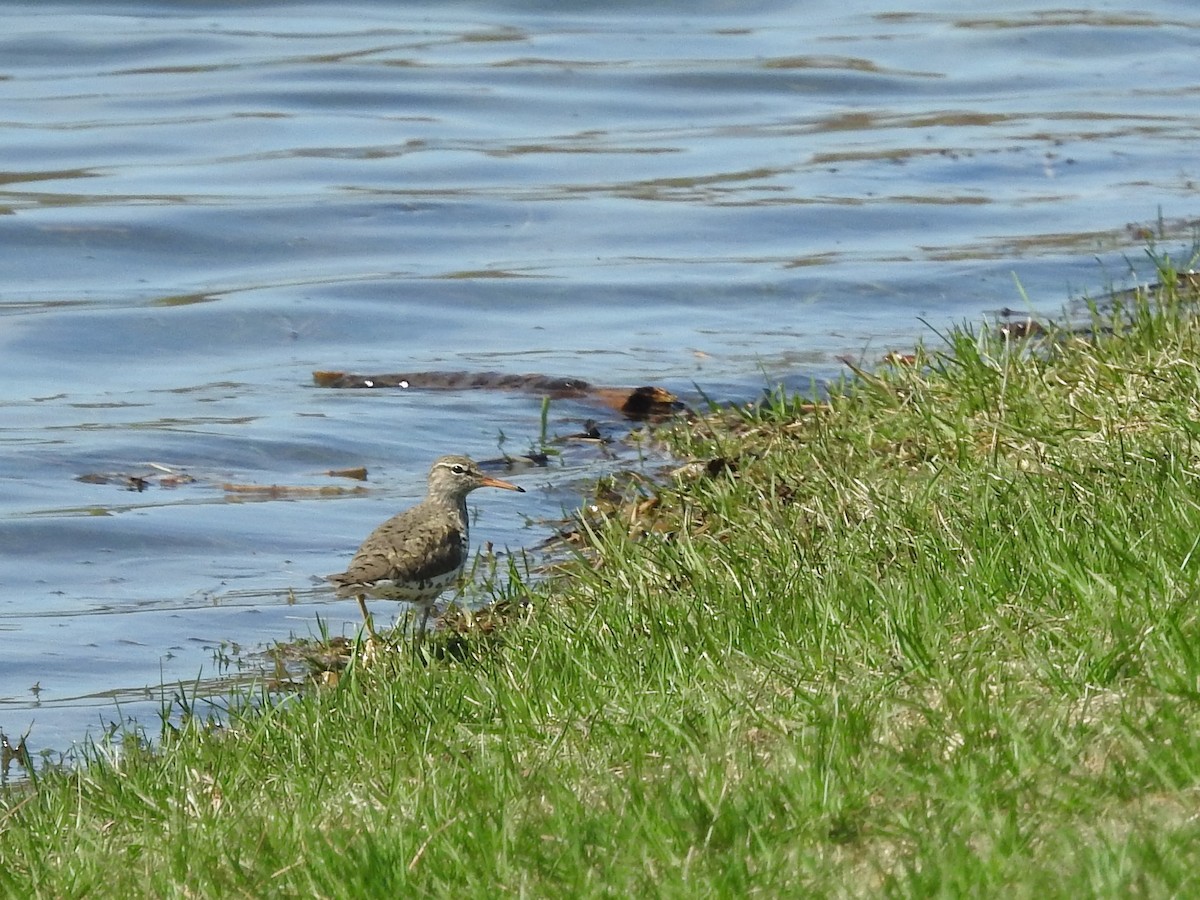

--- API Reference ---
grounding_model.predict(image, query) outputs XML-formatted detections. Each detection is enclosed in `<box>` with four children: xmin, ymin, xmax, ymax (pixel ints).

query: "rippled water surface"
<box><xmin>2</xmin><ymin>0</ymin><xmax>1198</xmax><ymax>757</ymax></box>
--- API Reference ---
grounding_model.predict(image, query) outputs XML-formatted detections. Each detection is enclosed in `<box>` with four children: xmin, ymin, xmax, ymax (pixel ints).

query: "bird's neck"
<box><xmin>428</xmin><ymin>493</ymin><xmax>470</xmax><ymax>529</ymax></box>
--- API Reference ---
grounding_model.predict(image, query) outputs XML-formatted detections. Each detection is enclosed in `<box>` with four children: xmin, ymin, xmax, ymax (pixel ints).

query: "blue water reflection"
<box><xmin>0</xmin><ymin>0</ymin><xmax>1197</xmax><ymax>755</ymax></box>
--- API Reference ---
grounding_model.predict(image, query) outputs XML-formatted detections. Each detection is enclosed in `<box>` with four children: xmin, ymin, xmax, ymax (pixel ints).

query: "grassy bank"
<box><xmin>4</xmin><ymin>259</ymin><xmax>1200</xmax><ymax>896</ymax></box>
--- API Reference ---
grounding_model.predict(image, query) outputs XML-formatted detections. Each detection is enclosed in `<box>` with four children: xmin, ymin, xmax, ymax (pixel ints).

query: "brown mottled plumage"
<box><xmin>329</xmin><ymin>455</ymin><xmax>524</xmax><ymax>637</ymax></box>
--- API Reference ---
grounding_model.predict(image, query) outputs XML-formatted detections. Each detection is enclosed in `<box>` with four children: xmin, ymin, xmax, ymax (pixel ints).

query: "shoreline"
<box><xmin>4</xmin><ymin>254</ymin><xmax>1200</xmax><ymax>895</ymax></box>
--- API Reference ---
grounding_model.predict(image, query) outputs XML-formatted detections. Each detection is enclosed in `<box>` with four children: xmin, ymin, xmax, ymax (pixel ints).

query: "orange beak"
<box><xmin>481</xmin><ymin>475</ymin><xmax>525</xmax><ymax>493</ymax></box>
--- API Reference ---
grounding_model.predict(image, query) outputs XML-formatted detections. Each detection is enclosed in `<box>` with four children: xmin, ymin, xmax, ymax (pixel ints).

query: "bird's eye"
<box><xmin>451</xmin><ymin>464</ymin><xmax>466</xmax><ymax>474</ymax></box>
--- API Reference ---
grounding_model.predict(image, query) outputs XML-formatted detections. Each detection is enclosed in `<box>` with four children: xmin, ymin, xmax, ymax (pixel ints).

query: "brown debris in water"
<box><xmin>990</xmin><ymin>272</ymin><xmax>1200</xmax><ymax>343</ymax></box>
<box><xmin>997</xmin><ymin>318</ymin><xmax>1046</xmax><ymax>340</ymax></box>
<box><xmin>222</xmin><ymin>483</ymin><xmax>368</xmax><ymax>500</ymax></box>
<box><xmin>326</xmin><ymin>466</ymin><xmax>368</xmax><ymax>481</ymax></box>
<box><xmin>75</xmin><ymin>463</ymin><xmax>197</xmax><ymax>491</ymax></box>
<box><xmin>313</xmin><ymin>370</ymin><xmax>592</xmax><ymax>392</ymax></box>
<box><xmin>1</xmin><ymin>728</ymin><xmax>33</xmax><ymax>781</ymax></box>
<box><xmin>77</xmin><ymin>462</ymin><xmax>369</xmax><ymax>498</ymax></box>
<box><xmin>555</xmin><ymin>420</ymin><xmax>605</xmax><ymax>443</ymax></box>
<box><xmin>592</xmin><ymin>385</ymin><xmax>681</xmax><ymax>420</ymax></box>
<box><xmin>312</xmin><ymin>369</ymin><xmax>682</xmax><ymax>420</ymax></box>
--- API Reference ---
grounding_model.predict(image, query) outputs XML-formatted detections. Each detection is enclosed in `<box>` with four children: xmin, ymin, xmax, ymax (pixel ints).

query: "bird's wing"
<box><xmin>329</xmin><ymin>509</ymin><xmax>464</xmax><ymax>594</ymax></box>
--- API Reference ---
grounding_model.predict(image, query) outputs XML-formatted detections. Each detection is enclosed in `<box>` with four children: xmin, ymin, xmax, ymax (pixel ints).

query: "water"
<box><xmin>2</xmin><ymin>0</ymin><xmax>1198</xmax><ymax>759</ymax></box>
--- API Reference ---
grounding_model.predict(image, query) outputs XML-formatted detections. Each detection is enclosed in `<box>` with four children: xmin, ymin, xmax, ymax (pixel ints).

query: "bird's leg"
<box><xmin>408</xmin><ymin>603</ymin><xmax>434</xmax><ymax>660</ymax></box>
<box><xmin>357</xmin><ymin>594</ymin><xmax>379</xmax><ymax>639</ymax></box>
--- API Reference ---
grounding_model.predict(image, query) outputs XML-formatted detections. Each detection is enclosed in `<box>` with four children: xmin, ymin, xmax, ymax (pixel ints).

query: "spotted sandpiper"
<box><xmin>329</xmin><ymin>455</ymin><xmax>524</xmax><ymax>640</ymax></box>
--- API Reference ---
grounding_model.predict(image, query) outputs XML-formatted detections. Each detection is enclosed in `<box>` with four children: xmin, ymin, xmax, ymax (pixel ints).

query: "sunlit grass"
<box><xmin>3</xmin><ymin>256</ymin><xmax>1200</xmax><ymax>896</ymax></box>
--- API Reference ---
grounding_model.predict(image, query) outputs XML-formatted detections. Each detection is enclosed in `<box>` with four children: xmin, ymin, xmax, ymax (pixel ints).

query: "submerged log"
<box><xmin>312</xmin><ymin>370</ymin><xmax>682</xmax><ymax>420</ymax></box>
<box><xmin>313</xmin><ymin>370</ymin><xmax>592</xmax><ymax>394</ymax></box>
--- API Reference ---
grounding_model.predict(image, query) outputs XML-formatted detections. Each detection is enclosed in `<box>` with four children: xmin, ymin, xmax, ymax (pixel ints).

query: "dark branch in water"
<box><xmin>312</xmin><ymin>369</ymin><xmax>683</xmax><ymax>420</ymax></box>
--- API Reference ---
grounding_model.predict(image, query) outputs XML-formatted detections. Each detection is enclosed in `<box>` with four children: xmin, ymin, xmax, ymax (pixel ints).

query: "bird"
<box><xmin>328</xmin><ymin>455</ymin><xmax>524</xmax><ymax>641</ymax></box>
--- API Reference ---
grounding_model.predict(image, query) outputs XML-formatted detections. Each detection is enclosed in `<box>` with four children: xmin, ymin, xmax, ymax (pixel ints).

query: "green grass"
<box><xmin>4</xmin><ymin>259</ymin><xmax>1200</xmax><ymax>897</ymax></box>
